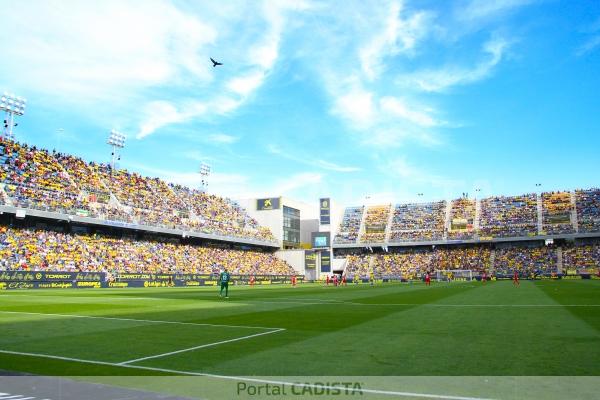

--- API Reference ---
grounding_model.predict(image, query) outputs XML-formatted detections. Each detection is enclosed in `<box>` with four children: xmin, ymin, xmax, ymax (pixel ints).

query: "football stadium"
<box><xmin>1</xmin><ymin>1</ymin><xmax>599</xmax><ymax>399</ymax></box>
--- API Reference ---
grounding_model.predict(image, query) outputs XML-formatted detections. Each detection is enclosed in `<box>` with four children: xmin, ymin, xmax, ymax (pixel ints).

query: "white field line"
<box><xmin>273</xmin><ymin>297</ymin><xmax>345</xmax><ymax>303</ymax></box>
<box><xmin>0</xmin><ymin>294</ymin><xmax>164</xmax><ymax>301</ymax></box>
<box><xmin>347</xmin><ymin>303</ymin><xmax>600</xmax><ymax>307</ymax></box>
<box><xmin>0</xmin><ymin>311</ymin><xmax>280</xmax><ymax>331</ymax></box>
<box><xmin>0</xmin><ymin>394</ymin><xmax>37</xmax><ymax>400</ymax></box>
<box><xmin>118</xmin><ymin>328</ymin><xmax>285</xmax><ymax>365</ymax></box>
<box><xmin>244</xmin><ymin>299</ymin><xmax>600</xmax><ymax>307</ymax></box>
<box><xmin>0</xmin><ymin>350</ymin><xmax>494</xmax><ymax>400</ymax></box>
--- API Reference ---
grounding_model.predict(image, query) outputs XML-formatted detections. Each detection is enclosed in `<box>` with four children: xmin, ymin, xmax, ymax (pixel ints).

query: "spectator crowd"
<box><xmin>479</xmin><ymin>194</ymin><xmax>538</xmax><ymax>238</ymax></box>
<box><xmin>0</xmin><ymin>226</ymin><xmax>293</xmax><ymax>275</ymax></box>
<box><xmin>390</xmin><ymin>201</ymin><xmax>446</xmax><ymax>242</ymax></box>
<box><xmin>447</xmin><ymin>198</ymin><xmax>476</xmax><ymax>240</ymax></box>
<box><xmin>360</xmin><ymin>205</ymin><xmax>390</xmax><ymax>243</ymax></box>
<box><xmin>334</xmin><ymin>206</ymin><xmax>364</xmax><ymax>244</ymax></box>
<box><xmin>542</xmin><ymin>191</ymin><xmax>575</xmax><ymax>235</ymax></box>
<box><xmin>0</xmin><ymin>138</ymin><xmax>276</xmax><ymax>243</ymax></box>
<box><xmin>575</xmin><ymin>189</ymin><xmax>600</xmax><ymax>233</ymax></box>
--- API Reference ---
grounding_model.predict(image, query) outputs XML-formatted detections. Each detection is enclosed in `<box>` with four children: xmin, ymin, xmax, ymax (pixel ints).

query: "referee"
<box><xmin>219</xmin><ymin>268</ymin><xmax>231</xmax><ymax>298</ymax></box>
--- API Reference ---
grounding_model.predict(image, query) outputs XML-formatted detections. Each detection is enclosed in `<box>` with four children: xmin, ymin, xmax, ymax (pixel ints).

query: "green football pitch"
<box><xmin>0</xmin><ymin>280</ymin><xmax>599</xmax><ymax>399</ymax></box>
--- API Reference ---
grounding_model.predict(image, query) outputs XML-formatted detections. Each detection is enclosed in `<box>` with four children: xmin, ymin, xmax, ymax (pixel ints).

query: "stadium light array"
<box><xmin>1</xmin><ymin>92</ymin><xmax>27</xmax><ymax>141</ymax></box>
<box><xmin>107</xmin><ymin>129</ymin><xmax>126</xmax><ymax>170</ymax></box>
<box><xmin>199</xmin><ymin>162</ymin><xmax>211</xmax><ymax>191</ymax></box>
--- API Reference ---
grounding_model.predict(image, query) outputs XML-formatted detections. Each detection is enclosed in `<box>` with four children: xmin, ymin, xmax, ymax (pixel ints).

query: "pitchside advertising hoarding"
<box><xmin>305</xmin><ymin>250</ymin><xmax>317</xmax><ymax>269</ymax></box>
<box><xmin>320</xmin><ymin>251</ymin><xmax>331</xmax><ymax>272</ymax></box>
<box><xmin>319</xmin><ymin>198</ymin><xmax>330</xmax><ymax>225</ymax></box>
<box><xmin>256</xmin><ymin>197</ymin><xmax>281</xmax><ymax>211</ymax></box>
<box><xmin>0</xmin><ymin>272</ymin><xmax>305</xmax><ymax>290</ymax></box>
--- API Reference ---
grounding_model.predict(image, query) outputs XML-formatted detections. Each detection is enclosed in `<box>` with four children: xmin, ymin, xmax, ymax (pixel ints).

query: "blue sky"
<box><xmin>1</xmin><ymin>0</ymin><xmax>599</xmax><ymax>206</ymax></box>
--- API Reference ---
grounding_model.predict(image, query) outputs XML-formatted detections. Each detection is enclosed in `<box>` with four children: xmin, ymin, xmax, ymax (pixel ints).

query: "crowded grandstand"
<box><xmin>0</xmin><ymin>136</ymin><xmax>599</xmax><ymax>283</ymax></box>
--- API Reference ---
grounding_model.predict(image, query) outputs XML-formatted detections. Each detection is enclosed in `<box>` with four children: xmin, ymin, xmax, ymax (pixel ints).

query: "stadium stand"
<box><xmin>562</xmin><ymin>239</ymin><xmax>600</xmax><ymax>275</ymax></box>
<box><xmin>0</xmin><ymin>141</ymin><xmax>86</xmax><ymax>214</ymax></box>
<box><xmin>447</xmin><ymin>197</ymin><xmax>476</xmax><ymax>240</ymax></box>
<box><xmin>342</xmin><ymin>244</ymin><xmax>569</xmax><ymax>279</ymax></box>
<box><xmin>494</xmin><ymin>244</ymin><xmax>558</xmax><ymax>276</ymax></box>
<box><xmin>344</xmin><ymin>254</ymin><xmax>371</xmax><ymax>278</ymax></box>
<box><xmin>360</xmin><ymin>205</ymin><xmax>391</xmax><ymax>243</ymax></box>
<box><xmin>435</xmin><ymin>246</ymin><xmax>491</xmax><ymax>273</ymax></box>
<box><xmin>334</xmin><ymin>206</ymin><xmax>364</xmax><ymax>244</ymax></box>
<box><xmin>0</xmin><ymin>138</ymin><xmax>276</xmax><ymax>243</ymax></box>
<box><xmin>479</xmin><ymin>194</ymin><xmax>538</xmax><ymax>238</ymax></box>
<box><xmin>575</xmin><ymin>188</ymin><xmax>600</xmax><ymax>233</ymax></box>
<box><xmin>542</xmin><ymin>191</ymin><xmax>575</xmax><ymax>235</ymax></box>
<box><xmin>0</xmin><ymin>226</ymin><xmax>293</xmax><ymax>275</ymax></box>
<box><xmin>372</xmin><ymin>249</ymin><xmax>435</xmax><ymax>278</ymax></box>
<box><xmin>389</xmin><ymin>201</ymin><xmax>446</xmax><ymax>242</ymax></box>
<box><xmin>345</xmin><ymin>246</ymin><xmax>492</xmax><ymax>279</ymax></box>
<box><xmin>172</xmin><ymin>185</ymin><xmax>274</xmax><ymax>241</ymax></box>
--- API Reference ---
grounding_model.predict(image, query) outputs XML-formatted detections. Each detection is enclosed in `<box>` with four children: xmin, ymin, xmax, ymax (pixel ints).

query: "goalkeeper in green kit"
<box><xmin>219</xmin><ymin>268</ymin><xmax>231</xmax><ymax>298</ymax></box>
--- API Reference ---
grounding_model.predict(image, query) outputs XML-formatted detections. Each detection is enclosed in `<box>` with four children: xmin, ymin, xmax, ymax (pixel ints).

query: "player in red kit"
<box><xmin>249</xmin><ymin>275</ymin><xmax>255</xmax><ymax>287</ymax></box>
<box><xmin>513</xmin><ymin>270</ymin><xmax>520</xmax><ymax>286</ymax></box>
<box><xmin>341</xmin><ymin>275</ymin><xmax>347</xmax><ymax>286</ymax></box>
<box><xmin>333</xmin><ymin>274</ymin><xmax>338</xmax><ymax>287</ymax></box>
<box><xmin>482</xmin><ymin>271</ymin><xmax>487</xmax><ymax>284</ymax></box>
<box><xmin>326</xmin><ymin>275</ymin><xmax>330</xmax><ymax>286</ymax></box>
<box><xmin>425</xmin><ymin>272</ymin><xmax>431</xmax><ymax>286</ymax></box>
<box><xmin>291</xmin><ymin>275</ymin><xmax>297</xmax><ymax>287</ymax></box>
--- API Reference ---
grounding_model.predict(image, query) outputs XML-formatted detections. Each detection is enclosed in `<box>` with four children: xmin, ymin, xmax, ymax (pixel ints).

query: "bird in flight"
<box><xmin>210</xmin><ymin>58</ymin><xmax>223</xmax><ymax>67</ymax></box>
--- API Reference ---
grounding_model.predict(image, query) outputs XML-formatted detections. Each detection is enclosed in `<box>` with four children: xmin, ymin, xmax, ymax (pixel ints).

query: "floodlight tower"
<box><xmin>107</xmin><ymin>130</ymin><xmax>126</xmax><ymax>169</ymax></box>
<box><xmin>0</xmin><ymin>92</ymin><xmax>27</xmax><ymax>141</ymax></box>
<box><xmin>199</xmin><ymin>162</ymin><xmax>211</xmax><ymax>191</ymax></box>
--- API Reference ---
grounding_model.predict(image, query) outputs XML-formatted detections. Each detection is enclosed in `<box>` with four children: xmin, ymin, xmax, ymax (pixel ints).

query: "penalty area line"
<box><xmin>0</xmin><ymin>350</ymin><xmax>495</xmax><ymax>400</ymax></box>
<box><xmin>117</xmin><ymin>328</ymin><xmax>286</xmax><ymax>365</ymax></box>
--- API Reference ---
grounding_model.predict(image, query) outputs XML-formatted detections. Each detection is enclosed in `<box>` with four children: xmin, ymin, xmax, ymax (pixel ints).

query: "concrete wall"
<box><xmin>236</xmin><ymin>198</ymin><xmax>283</xmax><ymax>247</ymax></box>
<box><xmin>237</xmin><ymin>196</ymin><xmax>320</xmax><ymax>249</ymax></box>
<box><xmin>300</xmin><ymin>218</ymin><xmax>319</xmax><ymax>245</ymax></box>
<box><xmin>275</xmin><ymin>249</ymin><xmax>306</xmax><ymax>275</ymax></box>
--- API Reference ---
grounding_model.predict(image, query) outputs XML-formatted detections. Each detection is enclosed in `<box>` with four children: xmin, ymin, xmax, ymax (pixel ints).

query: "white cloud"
<box><xmin>0</xmin><ymin>0</ymin><xmax>216</xmax><ymax>101</ymax></box>
<box><xmin>208</xmin><ymin>133</ymin><xmax>239</xmax><ymax>144</ymax></box>
<box><xmin>576</xmin><ymin>36</ymin><xmax>600</xmax><ymax>56</ymax></box>
<box><xmin>332</xmin><ymin>85</ymin><xmax>376</xmax><ymax>129</ymax></box>
<box><xmin>459</xmin><ymin>0</ymin><xmax>535</xmax><ymax>21</ymax></box>
<box><xmin>325</xmin><ymin>73</ymin><xmax>443</xmax><ymax>148</ymax></box>
<box><xmin>267</xmin><ymin>144</ymin><xmax>361</xmax><ymax>173</ymax></box>
<box><xmin>133</xmin><ymin>0</ymin><xmax>309</xmax><ymax>138</ymax></box>
<box><xmin>0</xmin><ymin>0</ymin><xmax>310</xmax><ymax>140</ymax></box>
<box><xmin>315</xmin><ymin>160</ymin><xmax>361</xmax><ymax>173</ymax></box>
<box><xmin>136</xmin><ymin>101</ymin><xmax>207</xmax><ymax>139</ymax></box>
<box><xmin>226</xmin><ymin>73</ymin><xmax>267</xmax><ymax>97</ymax></box>
<box><xmin>359</xmin><ymin>1</ymin><xmax>432</xmax><ymax>81</ymax></box>
<box><xmin>183</xmin><ymin>150</ymin><xmax>214</xmax><ymax>162</ymax></box>
<box><xmin>385</xmin><ymin>157</ymin><xmax>463</xmax><ymax>190</ymax></box>
<box><xmin>379</xmin><ymin>97</ymin><xmax>441</xmax><ymax>127</ymax></box>
<box><xmin>274</xmin><ymin>172</ymin><xmax>323</xmax><ymax>194</ymax></box>
<box><xmin>398</xmin><ymin>36</ymin><xmax>509</xmax><ymax>92</ymax></box>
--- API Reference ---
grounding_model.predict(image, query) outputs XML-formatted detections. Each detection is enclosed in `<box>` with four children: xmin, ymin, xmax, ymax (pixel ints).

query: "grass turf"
<box><xmin>0</xmin><ymin>280</ymin><xmax>599</xmax><ymax>376</ymax></box>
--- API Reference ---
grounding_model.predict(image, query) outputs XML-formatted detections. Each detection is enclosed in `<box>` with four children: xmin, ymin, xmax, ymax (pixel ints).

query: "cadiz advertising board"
<box><xmin>257</xmin><ymin>197</ymin><xmax>281</xmax><ymax>210</ymax></box>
